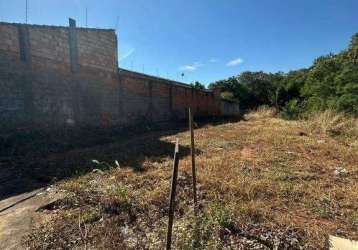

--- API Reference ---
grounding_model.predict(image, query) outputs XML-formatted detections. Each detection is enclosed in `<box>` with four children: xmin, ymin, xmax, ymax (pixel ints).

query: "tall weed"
<box><xmin>246</xmin><ymin>106</ymin><xmax>277</xmax><ymax>120</ymax></box>
<box><xmin>305</xmin><ymin>109</ymin><xmax>358</xmax><ymax>141</ymax></box>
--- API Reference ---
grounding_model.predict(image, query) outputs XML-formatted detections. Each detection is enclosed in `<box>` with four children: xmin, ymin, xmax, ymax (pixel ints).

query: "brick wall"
<box><xmin>0</xmin><ymin>22</ymin><xmax>117</xmax><ymax>73</ymax></box>
<box><xmin>0</xmin><ymin>20</ymin><xmax>236</xmax><ymax>134</ymax></box>
<box><xmin>220</xmin><ymin>100</ymin><xmax>240</xmax><ymax>116</ymax></box>
<box><xmin>29</xmin><ymin>26</ymin><xmax>71</xmax><ymax>70</ymax></box>
<box><xmin>0</xmin><ymin>23</ymin><xmax>20</xmax><ymax>58</ymax></box>
<box><xmin>118</xmin><ymin>69</ymin><xmax>221</xmax><ymax>123</ymax></box>
<box><xmin>0</xmin><ymin>21</ymin><xmax>120</xmax><ymax>132</ymax></box>
<box><xmin>77</xmin><ymin>29</ymin><xmax>118</xmax><ymax>72</ymax></box>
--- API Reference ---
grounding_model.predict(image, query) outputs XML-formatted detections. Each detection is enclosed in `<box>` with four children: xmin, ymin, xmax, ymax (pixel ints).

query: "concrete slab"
<box><xmin>330</xmin><ymin>235</ymin><xmax>358</xmax><ymax>250</ymax></box>
<box><xmin>0</xmin><ymin>189</ymin><xmax>59</xmax><ymax>250</ymax></box>
<box><xmin>0</xmin><ymin>188</ymin><xmax>44</xmax><ymax>213</ymax></box>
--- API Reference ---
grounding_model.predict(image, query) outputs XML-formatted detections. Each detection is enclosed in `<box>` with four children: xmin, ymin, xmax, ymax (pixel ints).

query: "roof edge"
<box><xmin>0</xmin><ymin>21</ymin><xmax>115</xmax><ymax>32</ymax></box>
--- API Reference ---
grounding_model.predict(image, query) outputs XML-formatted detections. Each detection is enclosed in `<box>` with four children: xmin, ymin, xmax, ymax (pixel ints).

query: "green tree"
<box><xmin>208</xmin><ymin>33</ymin><xmax>358</xmax><ymax>116</ymax></box>
<box><xmin>191</xmin><ymin>81</ymin><xmax>206</xmax><ymax>90</ymax></box>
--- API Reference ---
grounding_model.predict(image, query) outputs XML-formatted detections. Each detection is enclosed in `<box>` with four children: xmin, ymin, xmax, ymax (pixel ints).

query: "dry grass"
<box><xmin>25</xmin><ymin>109</ymin><xmax>358</xmax><ymax>249</ymax></box>
<box><xmin>304</xmin><ymin>109</ymin><xmax>358</xmax><ymax>145</ymax></box>
<box><xmin>245</xmin><ymin>105</ymin><xmax>277</xmax><ymax>120</ymax></box>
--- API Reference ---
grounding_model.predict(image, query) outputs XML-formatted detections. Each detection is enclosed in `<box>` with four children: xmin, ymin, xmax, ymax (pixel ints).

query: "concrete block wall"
<box><xmin>0</xmin><ymin>20</ymin><xmax>237</xmax><ymax>134</ymax></box>
<box><xmin>29</xmin><ymin>26</ymin><xmax>71</xmax><ymax>70</ymax></box>
<box><xmin>0</xmin><ymin>21</ymin><xmax>120</xmax><ymax>132</ymax></box>
<box><xmin>77</xmin><ymin>29</ymin><xmax>118</xmax><ymax>72</ymax></box>
<box><xmin>151</xmin><ymin>80</ymin><xmax>172</xmax><ymax>122</ymax></box>
<box><xmin>0</xmin><ymin>55</ymin><xmax>120</xmax><ymax>131</ymax></box>
<box><xmin>0</xmin><ymin>21</ymin><xmax>117</xmax><ymax>74</ymax></box>
<box><xmin>118</xmin><ymin>69</ymin><xmax>222</xmax><ymax>124</ymax></box>
<box><xmin>0</xmin><ymin>24</ymin><xmax>20</xmax><ymax>58</ymax></box>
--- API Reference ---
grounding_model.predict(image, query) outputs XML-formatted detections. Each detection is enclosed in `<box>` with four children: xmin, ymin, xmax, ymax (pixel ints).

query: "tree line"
<box><xmin>205</xmin><ymin>33</ymin><xmax>358</xmax><ymax>118</ymax></box>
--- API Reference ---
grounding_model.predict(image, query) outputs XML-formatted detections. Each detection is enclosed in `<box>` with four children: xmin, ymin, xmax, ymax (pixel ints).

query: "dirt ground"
<box><xmin>1</xmin><ymin>111</ymin><xmax>357</xmax><ymax>249</ymax></box>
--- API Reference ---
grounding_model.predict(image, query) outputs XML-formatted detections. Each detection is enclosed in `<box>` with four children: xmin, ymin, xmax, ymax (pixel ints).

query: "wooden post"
<box><xmin>166</xmin><ymin>138</ymin><xmax>180</xmax><ymax>250</ymax></box>
<box><xmin>189</xmin><ymin>108</ymin><xmax>198</xmax><ymax>211</ymax></box>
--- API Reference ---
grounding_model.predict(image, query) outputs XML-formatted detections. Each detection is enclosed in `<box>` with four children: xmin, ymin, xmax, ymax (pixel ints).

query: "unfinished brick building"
<box><xmin>0</xmin><ymin>19</ymin><xmax>239</xmax><ymax>132</ymax></box>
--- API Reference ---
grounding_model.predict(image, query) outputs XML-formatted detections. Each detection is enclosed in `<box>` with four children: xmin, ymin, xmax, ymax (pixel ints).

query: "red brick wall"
<box><xmin>0</xmin><ymin>22</ymin><xmax>120</xmax><ymax>131</ymax></box>
<box><xmin>29</xmin><ymin>26</ymin><xmax>71</xmax><ymax>71</ymax></box>
<box><xmin>77</xmin><ymin>29</ymin><xmax>118</xmax><ymax>72</ymax></box>
<box><xmin>0</xmin><ymin>23</ymin><xmax>20</xmax><ymax>58</ymax></box>
<box><xmin>0</xmin><ymin>22</ymin><xmax>117</xmax><ymax>74</ymax></box>
<box><xmin>119</xmin><ymin>69</ymin><xmax>221</xmax><ymax>123</ymax></box>
<box><xmin>0</xmin><ymin>22</ymin><xmax>228</xmax><ymax>133</ymax></box>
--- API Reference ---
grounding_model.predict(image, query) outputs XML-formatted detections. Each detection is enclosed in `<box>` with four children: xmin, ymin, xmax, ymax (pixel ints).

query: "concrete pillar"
<box><xmin>18</xmin><ymin>25</ymin><xmax>34</xmax><ymax>123</ymax></box>
<box><xmin>18</xmin><ymin>25</ymin><xmax>31</xmax><ymax>63</ymax></box>
<box><xmin>191</xmin><ymin>87</ymin><xmax>195</xmax><ymax>115</ymax></box>
<box><xmin>184</xmin><ymin>88</ymin><xmax>189</xmax><ymax>120</ymax></box>
<box><xmin>169</xmin><ymin>86</ymin><xmax>173</xmax><ymax>113</ymax></box>
<box><xmin>148</xmin><ymin>80</ymin><xmax>153</xmax><ymax>122</ymax></box>
<box><xmin>212</xmin><ymin>87</ymin><xmax>222</xmax><ymax>116</ymax></box>
<box><xmin>117</xmin><ymin>73</ymin><xmax>125</xmax><ymax>121</ymax></box>
<box><xmin>68</xmin><ymin>18</ymin><xmax>79</xmax><ymax>73</ymax></box>
<box><xmin>68</xmin><ymin>18</ymin><xmax>80</xmax><ymax>125</ymax></box>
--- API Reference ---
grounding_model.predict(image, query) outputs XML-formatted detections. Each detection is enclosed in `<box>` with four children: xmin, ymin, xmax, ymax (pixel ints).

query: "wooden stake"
<box><xmin>189</xmin><ymin>108</ymin><xmax>198</xmax><ymax>211</ymax></box>
<box><xmin>166</xmin><ymin>138</ymin><xmax>180</xmax><ymax>250</ymax></box>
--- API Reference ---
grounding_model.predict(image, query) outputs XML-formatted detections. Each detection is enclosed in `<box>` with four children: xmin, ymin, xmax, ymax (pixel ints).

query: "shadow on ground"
<box><xmin>0</xmin><ymin>116</ymin><xmax>243</xmax><ymax>201</ymax></box>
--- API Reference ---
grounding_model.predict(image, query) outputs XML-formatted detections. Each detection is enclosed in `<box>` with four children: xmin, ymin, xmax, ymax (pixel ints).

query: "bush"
<box><xmin>209</xmin><ymin>33</ymin><xmax>358</xmax><ymax>118</ymax></box>
<box><xmin>221</xmin><ymin>91</ymin><xmax>236</xmax><ymax>102</ymax></box>
<box><xmin>337</xmin><ymin>94</ymin><xmax>358</xmax><ymax>114</ymax></box>
<box><xmin>280</xmin><ymin>99</ymin><xmax>301</xmax><ymax>120</ymax></box>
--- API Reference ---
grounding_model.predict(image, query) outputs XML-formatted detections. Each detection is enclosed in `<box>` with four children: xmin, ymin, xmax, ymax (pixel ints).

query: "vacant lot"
<box><xmin>25</xmin><ymin>110</ymin><xmax>357</xmax><ymax>249</ymax></box>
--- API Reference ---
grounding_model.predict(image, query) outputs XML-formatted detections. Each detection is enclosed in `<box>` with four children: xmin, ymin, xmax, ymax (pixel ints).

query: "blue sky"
<box><xmin>1</xmin><ymin>0</ymin><xmax>357</xmax><ymax>85</ymax></box>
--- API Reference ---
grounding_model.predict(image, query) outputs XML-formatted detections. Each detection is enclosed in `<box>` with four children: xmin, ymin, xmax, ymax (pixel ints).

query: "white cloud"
<box><xmin>179</xmin><ymin>65</ymin><xmax>197</xmax><ymax>71</ymax></box>
<box><xmin>226</xmin><ymin>57</ymin><xmax>243</xmax><ymax>66</ymax></box>
<box><xmin>179</xmin><ymin>62</ymin><xmax>203</xmax><ymax>71</ymax></box>
<box><xmin>119</xmin><ymin>48</ymin><xmax>135</xmax><ymax>62</ymax></box>
<box><xmin>209</xmin><ymin>58</ymin><xmax>218</xmax><ymax>63</ymax></box>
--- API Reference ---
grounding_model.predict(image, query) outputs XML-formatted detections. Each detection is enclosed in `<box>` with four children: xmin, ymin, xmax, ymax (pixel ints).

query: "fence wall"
<box><xmin>0</xmin><ymin>21</ymin><xmax>236</xmax><ymax>133</ymax></box>
<box><xmin>220</xmin><ymin>100</ymin><xmax>240</xmax><ymax>116</ymax></box>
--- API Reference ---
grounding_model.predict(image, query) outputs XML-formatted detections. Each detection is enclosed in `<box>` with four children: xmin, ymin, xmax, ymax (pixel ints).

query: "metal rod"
<box><xmin>25</xmin><ymin>0</ymin><xmax>28</xmax><ymax>24</ymax></box>
<box><xmin>166</xmin><ymin>138</ymin><xmax>180</xmax><ymax>250</ymax></box>
<box><xmin>189</xmin><ymin>108</ymin><xmax>198</xmax><ymax>212</ymax></box>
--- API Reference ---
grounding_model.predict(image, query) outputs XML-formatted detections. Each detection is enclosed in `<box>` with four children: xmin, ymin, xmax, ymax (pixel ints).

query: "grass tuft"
<box><xmin>304</xmin><ymin>109</ymin><xmax>358</xmax><ymax>140</ymax></box>
<box><xmin>246</xmin><ymin>105</ymin><xmax>277</xmax><ymax>120</ymax></box>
